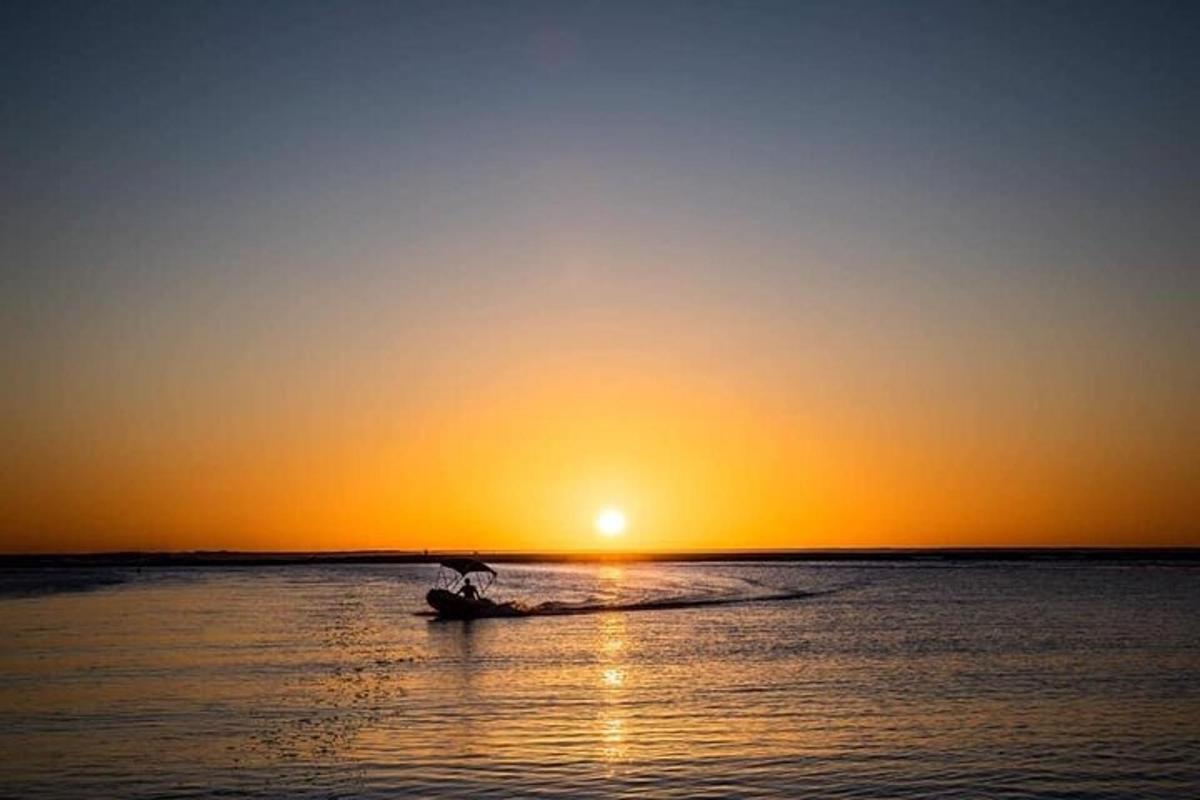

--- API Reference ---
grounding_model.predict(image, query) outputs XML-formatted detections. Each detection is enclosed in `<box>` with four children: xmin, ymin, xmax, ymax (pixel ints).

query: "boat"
<box><xmin>425</xmin><ymin>558</ymin><xmax>522</xmax><ymax>619</ymax></box>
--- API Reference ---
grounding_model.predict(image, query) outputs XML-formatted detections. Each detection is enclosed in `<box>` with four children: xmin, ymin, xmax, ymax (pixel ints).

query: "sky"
<box><xmin>2</xmin><ymin>0</ymin><xmax>1198</xmax><ymax>553</ymax></box>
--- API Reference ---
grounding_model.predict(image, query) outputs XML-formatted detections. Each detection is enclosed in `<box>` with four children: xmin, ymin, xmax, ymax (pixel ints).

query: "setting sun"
<box><xmin>594</xmin><ymin>508</ymin><xmax>627</xmax><ymax>538</ymax></box>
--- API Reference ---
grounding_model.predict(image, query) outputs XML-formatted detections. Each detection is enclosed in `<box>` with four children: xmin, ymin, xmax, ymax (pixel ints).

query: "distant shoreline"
<box><xmin>2</xmin><ymin>547</ymin><xmax>1198</xmax><ymax>568</ymax></box>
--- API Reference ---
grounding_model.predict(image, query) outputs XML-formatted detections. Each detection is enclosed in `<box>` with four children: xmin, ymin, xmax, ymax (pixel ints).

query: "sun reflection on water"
<box><xmin>595</xmin><ymin>612</ymin><xmax>629</xmax><ymax>766</ymax></box>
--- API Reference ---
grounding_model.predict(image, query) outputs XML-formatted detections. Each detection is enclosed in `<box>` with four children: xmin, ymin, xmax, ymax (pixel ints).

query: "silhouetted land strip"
<box><xmin>2</xmin><ymin>548</ymin><xmax>1198</xmax><ymax>568</ymax></box>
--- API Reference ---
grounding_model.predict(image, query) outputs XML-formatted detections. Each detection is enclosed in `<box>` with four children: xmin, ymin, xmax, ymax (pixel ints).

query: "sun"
<box><xmin>594</xmin><ymin>507</ymin><xmax>627</xmax><ymax>538</ymax></box>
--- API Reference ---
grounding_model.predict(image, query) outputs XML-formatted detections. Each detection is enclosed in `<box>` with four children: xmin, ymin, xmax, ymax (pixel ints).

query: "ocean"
<box><xmin>1</xmin><ymin>559</ymin><xmax>1197</xmax><ymax>798</ymax></box>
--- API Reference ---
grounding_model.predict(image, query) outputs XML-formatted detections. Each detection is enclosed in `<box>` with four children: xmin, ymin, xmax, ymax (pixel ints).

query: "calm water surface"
<box><xmin>1</xmin><ymin>561</ymin><xmax>1197</xmax><ymax>798</ymax></box>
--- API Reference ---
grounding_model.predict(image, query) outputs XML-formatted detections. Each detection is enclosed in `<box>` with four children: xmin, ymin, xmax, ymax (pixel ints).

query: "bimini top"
<box><xmin>438</xmin><ymin>558</ymin><xmax>496</xmax><ymax>576</ymax></box>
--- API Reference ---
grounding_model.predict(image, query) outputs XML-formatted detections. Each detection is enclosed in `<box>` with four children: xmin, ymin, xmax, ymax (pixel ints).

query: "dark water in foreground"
<box><xmin>1</xmin><ymin>561</ymin><xmax>1197</xmax><ymax>798</ymax></box>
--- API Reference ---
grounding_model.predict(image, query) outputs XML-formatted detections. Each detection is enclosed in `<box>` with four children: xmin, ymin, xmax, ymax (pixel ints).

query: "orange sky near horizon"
<box><xmin>4</xmin><ymin>270</ymin><xmax>1197</xmax><ymax>554</ymax></box>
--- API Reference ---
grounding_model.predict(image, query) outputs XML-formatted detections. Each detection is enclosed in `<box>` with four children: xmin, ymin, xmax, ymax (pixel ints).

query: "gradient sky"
<box><xmin>3</xmin><ymin>0</ymin><xmax>1198</xmax><ymax>553</ymax></box>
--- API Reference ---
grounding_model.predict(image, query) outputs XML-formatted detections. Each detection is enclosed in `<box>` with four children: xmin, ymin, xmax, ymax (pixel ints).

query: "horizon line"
<box><xmin>3</xmin><ymin>546</ymin><xmax>1198</xmax><ymax>566</ymax></box>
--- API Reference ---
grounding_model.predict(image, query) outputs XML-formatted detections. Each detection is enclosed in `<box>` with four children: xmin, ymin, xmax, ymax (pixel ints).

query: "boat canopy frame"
<box><xmin>431</xmin><ymin>558</ymin><xmax>496</xmax><ymax>596</ymax></box>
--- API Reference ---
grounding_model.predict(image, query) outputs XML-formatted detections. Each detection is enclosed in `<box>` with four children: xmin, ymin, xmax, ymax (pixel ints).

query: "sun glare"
<box><xmin>594</xmin><ymin>507</ymin><xmax>627</xmax><ymax>538</ymax></box>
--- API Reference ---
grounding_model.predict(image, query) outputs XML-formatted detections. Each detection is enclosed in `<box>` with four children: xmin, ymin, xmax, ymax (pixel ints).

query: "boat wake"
<box><xmin>520</xmin><ymin>586</ymin><xmax>831</xmax><ymax>616</ymax></box>
<box><xmin>420</xmin><ymin>583</ymin><xmax>853</xmax><ymax>619</ymax></box>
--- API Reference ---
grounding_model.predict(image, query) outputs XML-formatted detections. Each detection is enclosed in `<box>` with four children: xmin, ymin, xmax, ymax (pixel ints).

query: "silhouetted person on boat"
<box><xmin>459</xmin><ymin>578</ymin><xmax>479</xmax><ymax>601</ymax></box>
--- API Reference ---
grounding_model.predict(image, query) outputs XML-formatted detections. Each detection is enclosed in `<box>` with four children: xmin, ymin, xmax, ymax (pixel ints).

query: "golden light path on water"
<box><xmin>596</xmin><ymin>566</ymin><xmax>629</xmax><ymax>768</ymax></box>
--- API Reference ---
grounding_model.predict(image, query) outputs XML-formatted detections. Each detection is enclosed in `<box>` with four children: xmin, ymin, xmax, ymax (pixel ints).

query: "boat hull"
<box><xmin>426</xmin><ymin>588</ymin><xmax>521</xmax><ymax>619</ymax></box>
